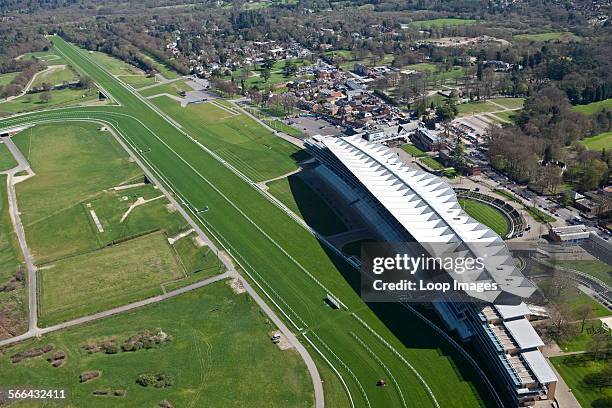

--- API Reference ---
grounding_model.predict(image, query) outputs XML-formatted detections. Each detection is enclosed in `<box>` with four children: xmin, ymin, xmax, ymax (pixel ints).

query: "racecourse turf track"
<box><xmin>0</xmin><ymin>36</ymin><xmax>498</xmax><ymax>408</ymax></box>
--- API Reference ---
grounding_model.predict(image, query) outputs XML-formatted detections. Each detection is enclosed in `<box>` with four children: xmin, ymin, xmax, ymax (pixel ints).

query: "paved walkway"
<box><xmin>1</xmin><ymin>137</ymin><xmax>38</xmax><ymax>332</ymax></box>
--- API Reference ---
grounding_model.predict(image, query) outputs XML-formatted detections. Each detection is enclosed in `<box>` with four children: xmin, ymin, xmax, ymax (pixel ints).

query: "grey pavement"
<box><xmin>1</xmin><ymin>137</ymin><xmax>38</xmax><ymax>332</ymax></box>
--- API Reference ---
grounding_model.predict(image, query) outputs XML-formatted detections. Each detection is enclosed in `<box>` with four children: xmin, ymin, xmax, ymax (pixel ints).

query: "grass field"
<box><xmin>420</xmin><ymin>156</ymin><xmax>445</xmax><ymax>170</ymax></box>
<box><xmin>490</xmin><ymin>98</ymin><xmax>524</xmax><ymax>110</ymax></box>
<box><xmin>118</xmin><ymin>75</ymin><xmax>158</xmax><ymax>89</ymax></box>
<box><xmin>31</xmin><ymin>66</ymin><xmax>77</xmax><ymax>88</ymax></box>
<box><xmin>0</xmin><ymin>142</ymin><xmax>17</xmax><ymax>171</ymax></box>
<box><xmin>404</xmin><ymin>63</ymin><xmax>438</xmax><ymax>73</ymax></box>
<box><xmin>409</xmin><ymin>18</ymin><xmax>477</xmax><ymax>29</ymax></box>
<box><xmin>266</xmin><ymin>175</ymin><xmax>347</xmax><ymax>236</ymax></box>
<box><xmin>167</xmin><ymin>233</ymin><xmax>226</xmax><ymax>289</ymax></box>
<box><xmin>2</xmin><ymin>282</ymin><xmax>314</xmax><ymax>408</ymax></box>
<box><xmin>556</xmin><ymin>321</ymin><xmax>606</xmax><ymax>352</ymax></box>
<box><xmin>525</xmin><ymin>206</ymin><xmax>556</xmax><ymax>224</ymax></box>
<box><xmin>550</xmin><ymin>355</ymin><xmax>612</xmax><ymax>408</ymax></box>
<box><xmin>489</xmin><ymin>110</ymin><xmax>518</xmax><ymax>123</ymax></box>
<box><xmin>458</xmin><ymin>101</ymin><xmax>498</xmax><ymax>116</ymax></box>
<box><xmin>19</xmin><ymin>50</ymin><xmax>66</xmax><ymax>66</ymax></box>
<box><xmin>557</xmin><ymin>260</ymin><xmax>612</xmax><ymax>287</ymax></box>
<box><xmin>88</xmin><ymin>51</ymin><xmax>142</xmax><ymax>76</ymax></box>
<box><xmin>0</xmin><ymin>88</ymin><xmax>100</xmax><ymax>115</ymax></box>
<box><xmin>0</xmin><ymin>72</ymin><xmax>18</xmax><ymax>87</ymax></box>
<box><xmin>38</xmin><ymin>232</ymin><xmax>184</xmax><ymax>326</ymax></box>
<box><xmin>514</xmin><ymin>32</ymin><xmax>579</xmax><ymax>42</ymax></box>
<box><xmin>0</xmin><ymin>37</ymin><xmax>500</xmax><ymax>407</ymax></box>
<box><xmin>458</xmin><ymin>198</ymin><xmax>510</xmax><ymax>237</ymax></box>
<box><xmin>574</xmin><ymin>98</ymin><xmax>612</xmax><ymax>115</ymax></box>
<box><xmin>139</xmin><ymin>80</ymin><xmax>191</xmax><ymax>98</ymax></box>
<box><xmin>458</xmin><ymin>98</ymin><xmax>524</xmax><ymax>117</ymax></box>
<box><xmin>539</xmin><ymin>279</ymin><xmax>610</xmax><ymax>318</ymax></box>
<box><xmin>401</xmin><ymin>143</ymin><xmax>427</xmax><ymax>157</ymax></box>
<box><xmin>0</xmin><ymin>174</ymin><xmax>27</xmax><ymax>339</ymax></box>
<box><xmin>153</xmin><ymin>97</ymin><xmax>305</xmax><ymax>181</ymax></box>
<box><xmin>13</xmin><ymin>123</ymin><xmax>144</xmax><ymax>262</ymax></box>
<box><xmin>227</xmin><ymin>59</ymin><xmax>310</xmax><ymax>89</ymax></box>
<box><xmin>137</xmin><ymin>52</ymin><xmax>180</xmax><ymax>80</ymax></box>
<box><xmin>264</xmin><ymin>119</ymin><xmax>306</xmax><ymax>138</ymax></box>
<box><xmin>580</xmin><ymin>131</ymin><xmax>612</xmax><ymax>151</ymax></box>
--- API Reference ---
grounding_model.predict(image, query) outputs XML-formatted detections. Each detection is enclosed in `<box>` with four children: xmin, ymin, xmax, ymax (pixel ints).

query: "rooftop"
<box><xmin>318</xmin><ymin>135</ymin><xmax>535</xmax><ymax>303</ymax></box>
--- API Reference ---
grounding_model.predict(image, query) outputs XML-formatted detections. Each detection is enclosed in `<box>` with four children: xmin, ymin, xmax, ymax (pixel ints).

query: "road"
<box><xmin>1</xmin><ymin>137</ymin><xmax>38</xmax><ymax>332</ymax></box>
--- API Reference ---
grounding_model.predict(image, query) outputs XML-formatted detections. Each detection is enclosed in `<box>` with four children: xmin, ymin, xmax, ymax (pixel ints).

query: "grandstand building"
<box><xmin>305</xmin><ymin>135</ymin><xmax>557</xmax><ymax>407</ymax></box>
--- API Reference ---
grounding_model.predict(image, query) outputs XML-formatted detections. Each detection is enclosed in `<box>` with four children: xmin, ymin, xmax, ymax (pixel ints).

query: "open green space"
<box><xmin>492</xmin><ymin>188</ymin><xmax>520</xmax><ymax>203</ymax></box>
<box><xmin>0</xmin><ymin>37</ymin><xmax>498</xmax><ymax>407</ymax></box>
<box><xmin>0</xmin><ymin>72</ymin><xmax>19</xmax><ymax>86</ymax></box>
<box><xmin>490</xmin><ymin>98</ymin><xmax>524</xmax><ymax>110</ymax></box>
<box><xmin>458</xmin><ymin>101</ymin><xmax>498</xmax><ymax>116</ymax></box>
<box><xmin>118</xmin><ymin>75</ymin><xmax>158</xmax><ymax>89</ymax></box>
<box><xmin>88</xmin><ymin>51</ymin><xmax>142</xmax><ymax>76</ymax></box>
<box><xmin>38</xmin><ymin>232</ymin><xmax>184</xmax><ymax>326</ymax></box>
<box><xmin>556</xmin><ymin>321</ymin><xmax>607</xmax><ymax>353</ymax></box>
<box><xmin>13</xmin><ymin>124</ymin><xmax>189</xmax><ymax>266</ymax></box>
<box><xmin>489</xmin><ymin>110</ymin><xmax>518</xmax><ymax>124</ymax></box>
<box><xmin>580</xmin><ymin>131</ymin><xmax>612</xmax><ymax>151</ymax></box>
<box><xmin>153</xmin><ymin>97</ymin><xmax>305</xmax><ymax>181</ymax></box>
<box><xmin>227</xmin><ymin>59</ymin><xmax>310</xmax><ymax>89</ymax></box>
<box><xmin>404</xmin><ymin>63</ymin><xmax>438</xmax><ymax>73</ymax></box>
<box><xmin>0</xmin><ymin>174</ymin><xmax>27</xmax><ymax>339</ymax></box>
<box><xmin>264</xmin><ymin>119</ymin><xmax>306</xmax><ymax>138</ymax></box>
<box><xmin>525</xmin><ymin>206</ymin><xmax>556</xmax><ymax>224</ymax></box>
<box><xmin>137</xmin><ymin>52</ymin><xmax>180</xmax><ymax>80</ymax></box>
<box><xmin>0</xmin><ymin>87</ymin><xmax>100</xmax><ymax>115</ymax></box>
<box><xmin>401</xmin><ymin>143</ymin><xmax>427</xmax><ymax>157</ymax></box>
<box><xmin>31</xmin><ymin>66</ymin><xmax>78</xmax><ymax>88</ymax></box>
<box><xmin>514</xmin><ymin>32</ymin><xmax>579</xmax><ymax>42</ymax></box>
<box><xmin>574</xmin><ymin>98</ymin><xmax>612</xmax><ymax>115</ymax></box>
<box><xmin>2</xmin><ymin>282</ymin><xmax>314</xmax><ymax>408</ymax></box>
<box><xmin>169</xmin><ymin>233</ymin><xmax>225</xmax><ymax>287</ymax></box>
<box><xmin>409</xmin><ymin>18</ymin><xmax>477</xmax><ymax>29</ymax></box>
<box><xmin>458</xmin><ymin>198</ymin><xmax>510</xmax><ymax>237</ymax></box>
<box><xmin>539</xmin><ymin>279</ymin><xmax>609</xmax><ymax>318</ymax></box>
<box><xmin>556</xmin><ymin>260</ymin><xmax>612</xmax><ymax>287</ymax></box>
<box><xmin>550</xmin><ymin>355</ymin><xmax>612</xmax><ymax>408</ymax></box>
<box><xmin>420</xmin><ymin>156</ymin><xmax>445</xmax><ymax>170</ymax></box>
<box><xmin>0</xmin><ymin>142</ymin><xmax>17</xmax><ymax>171</ymax></box>
<box><xmin>19</xmin><ymin>50</ymin><xmax>66</xmax><ymax>66</ymax></box>
<box><xmin>266</xmin><ymin>174</ymin><xmax>347</xmax><ymax>236</ymax></box>
<box><xmin>139</xmin><ymin>80</ymin><xmax>191</xmax><ymax>98</ymax></box>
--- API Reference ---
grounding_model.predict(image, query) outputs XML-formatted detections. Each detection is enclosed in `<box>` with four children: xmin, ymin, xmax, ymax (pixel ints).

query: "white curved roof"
<box><xmin>320</xmin><ymin>135</ymin><xmax>534</xmax><ymax>302</ymax></box>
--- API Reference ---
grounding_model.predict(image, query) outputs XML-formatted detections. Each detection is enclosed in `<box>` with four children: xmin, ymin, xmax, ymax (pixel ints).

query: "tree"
<box><xmin>586</xmin><ymin>333</ymin><xmax>611</xmax><ymax>360</ymax></box>
<box><xmin>282</xmin><ymin>60</ymin><xmax>297</xmax><ymax>77</ymax></box>
<box><xmin>78</xmin><ymin>75</ymin><xmax>94</xmax><ymax>89</ymax></box>
<box><xmin>583</xmin><ymin>366</ymin><xmax>612</xmax><ymax>390</ymax></box>
<box><xmin>40</xmin><ymin>91</ymin><xmax>51</xmax><ymax>103</ymax></box>
<box><xmin>261</xmin><ymin>67</ymin><xmax>271</xmax><ymax>83</ymax></box>
<box><xmin>573</xmin><ymin>304</ymin><xmax>593</xmax><ymax>332</ymax></box>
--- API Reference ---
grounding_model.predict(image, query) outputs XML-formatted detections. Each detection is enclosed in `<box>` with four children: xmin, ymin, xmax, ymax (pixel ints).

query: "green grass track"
<box><xmin>0</xmin><ymin>36</ymin><xmax>498</xmax><ymax>408</ymax></box>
